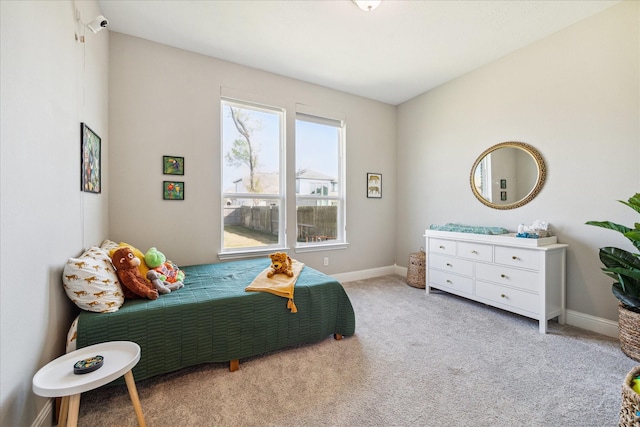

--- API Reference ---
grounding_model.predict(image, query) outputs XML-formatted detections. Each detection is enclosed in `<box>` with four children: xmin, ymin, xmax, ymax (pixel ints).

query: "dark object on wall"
<box><xmin>81</xmin><ymin>123</ymin><xmax>101</xmax><ymax>193</ymax></box>
<box><xmin>500</xmin><ymin>179</ymin><xmax>507</xmax><ymax>189</ymax></box>
<box><xmin>367</xmin><ymin>173</ymin><xmax>381</xmax><ymax>198</ymax></box>
<box><xmin>163</xmin><ymin>155</ymin><xmax>184</xmax><ymax>175</ymax></box>
<box><xmin>163</xmin><ymin>181</ymin><xmax>184</xmax><ymax>200</ymax></box>
<box><xmin>500</xmin><ymin>191</ymin><xmax>507</xmax><ymax>201</ymax></box>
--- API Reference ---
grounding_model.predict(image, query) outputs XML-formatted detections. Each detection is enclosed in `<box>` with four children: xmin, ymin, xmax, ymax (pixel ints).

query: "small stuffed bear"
<box><xmin>146</xmin><ymin>270</ymin><xmax>183</xmax><ymax>294</ymax></box>
<box><xmin>144</xmin><ymin>247</ymin><xmax>185</xmax><ymax>286</ymax></box>
<box><xmin>111</xmin><ymin>247</ymin><xmax>158</xmax><ymax>300</ymax></box>
<box><xmin>267</xmin><ymin>252</ymin><xmax>294</xmax><ymax>278</ymax></box>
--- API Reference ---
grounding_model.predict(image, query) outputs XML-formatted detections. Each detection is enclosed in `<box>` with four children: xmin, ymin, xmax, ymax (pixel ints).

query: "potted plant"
<box><xmin>586</xmin><ymin>193</ymin><xmax>640</xmax><ymax>361</ymax></box>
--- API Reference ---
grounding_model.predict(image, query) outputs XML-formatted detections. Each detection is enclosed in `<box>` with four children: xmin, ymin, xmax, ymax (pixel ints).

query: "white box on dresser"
<box><xmin>425</xmin><ymin>230</ymin><xmax>568</xmax><ymax>333</ymax></box>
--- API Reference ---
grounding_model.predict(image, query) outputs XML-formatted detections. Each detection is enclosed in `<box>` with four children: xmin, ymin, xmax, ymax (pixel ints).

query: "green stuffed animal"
<box><xmin>144</xmin><ymin>247</ymin><xmax>185</xmax><ymax>289</ymax></box>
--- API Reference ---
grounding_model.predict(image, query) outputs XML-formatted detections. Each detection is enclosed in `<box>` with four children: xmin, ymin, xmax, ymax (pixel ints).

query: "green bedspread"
<box><xmin>76</xmin><ymin>258</ymin><xmax>356</xmax><ymax>382</ymax></box>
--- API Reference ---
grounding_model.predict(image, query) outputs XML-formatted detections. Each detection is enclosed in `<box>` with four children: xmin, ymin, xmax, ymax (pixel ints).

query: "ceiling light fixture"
<box><xmin>352</xmin><ymin>0</ymin><xmax>382</xmax><ymax>12</ymax></box>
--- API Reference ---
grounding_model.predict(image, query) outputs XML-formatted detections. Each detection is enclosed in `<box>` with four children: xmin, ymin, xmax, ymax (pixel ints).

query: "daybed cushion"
<box><xmin>76</xmin><ymin>258</ymin><xmax>355</xmax><ymax>381</ymax></box>
<box><xmin>62</xmin><ymin>247</ymin><xmax>124</xmax><ymax>313</ymax></box>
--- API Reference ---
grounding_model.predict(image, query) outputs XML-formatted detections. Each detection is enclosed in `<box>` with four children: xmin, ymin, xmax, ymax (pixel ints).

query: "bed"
<box><xmin>72</xmin><ymin>258</ymin><xmax>356</xmax><ymax>382</ymax></box>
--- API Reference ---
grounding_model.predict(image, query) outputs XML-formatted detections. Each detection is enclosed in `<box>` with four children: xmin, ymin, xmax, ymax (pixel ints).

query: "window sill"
<box><xmin>218</xmin><ymin>247</ymin><xmax>290</xmax><ymax>261</ymax></box>
<box><xmin>294</xmin><ymin>242</ymin><xmax>349</xmax><ymax>253</ymax></box>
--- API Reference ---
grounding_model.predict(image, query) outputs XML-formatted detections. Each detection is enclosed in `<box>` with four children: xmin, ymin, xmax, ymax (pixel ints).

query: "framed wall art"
<box><xmin>163</xmin><ymin>156</ymin><xmax>184</xmax><ymax>175</ymax></box>
<box><xmin>81</xmin><ymin>123</ymin><xmax>101</xmax><ymax>193</ymax></box>
<box><xmin>163</xmin><ymin>181</ymin><xmax>184</xmax><ymax>200</ymax></box>
<box><xmin>367</xmin><ymin>173</ymin><xmax>382</xmax><ymax>198</ymax></box>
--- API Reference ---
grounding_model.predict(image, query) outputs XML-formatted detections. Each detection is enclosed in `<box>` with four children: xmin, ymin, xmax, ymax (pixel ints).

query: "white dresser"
<box><xmin>425</xmin><ymin>230</ymin><xmax>568</xmax><ymax>333</ymax></box>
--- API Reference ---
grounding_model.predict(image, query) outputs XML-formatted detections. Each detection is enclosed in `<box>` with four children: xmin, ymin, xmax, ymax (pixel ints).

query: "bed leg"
<box><xmin>229</xmin><ymin>359</ymin><xmax>239</xmax><ymax>372</ymax></box>
<box><xmin>334</xmin><ymin>334</ymin><xmax>343</xmax><ymax>340</ymax></box>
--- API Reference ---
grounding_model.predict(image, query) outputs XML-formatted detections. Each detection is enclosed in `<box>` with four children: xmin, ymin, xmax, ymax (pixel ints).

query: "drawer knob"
<box><xmin>500</xmin><ymin>274</ymin><xmax>507</xmax><ymax>278</ymax></box>
<box><xmin>446</xmin><ymin>279</ymin><xmax>452</xmax><ymax>284</ymax></box>
<box><xmin>446</xmin><ymin>263</ymin><xmax>452</xmax><ymax>267</ymax></box>
<box><xmin>471</xmin><ymin>250</ymin><xmax>478</xmax><ymax>254</ymax></box>
<box><xmin>501</xmin><ymin>294</ymin><xmax>507</xmax><ymax>298</ymax></box>
<box><xmin>512</xmin><ymin>256</ymin><xmax>518</xmax><ymax>260</ymax></box>
<box><xmin>439</xmin><ymin>245</ymin><xmax>445</xmax><ymax>249</ymax></box>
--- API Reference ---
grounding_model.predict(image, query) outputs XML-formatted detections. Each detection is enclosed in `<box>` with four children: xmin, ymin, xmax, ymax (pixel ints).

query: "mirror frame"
<box><xmin>470</xmin><ymin>141</ymin><xmax>546</xmax><ymax>210</ymax></box>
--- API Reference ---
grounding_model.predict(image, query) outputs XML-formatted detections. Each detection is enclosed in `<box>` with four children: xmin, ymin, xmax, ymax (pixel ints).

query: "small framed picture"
<box><xmin>367</xmin><ymin>173</ymin><xmax>382</xmax><ymax>198</ymax></box>
<box><xmin>500</xmin><ymin>179</ymin><xmax>507</xmax><ymax>189</ymax></box>
<box><xmin>163</xmin><ymin>156</ymin><xmax>184</xmax><ymax>175</ymax></box>
<box><xmin>81</xmin><ymin>123</ymin><xmax>101</xmax><ymax>193</ymax></box>
<box><xmin>500</xmin><ymin>191</ymin><xmax>507</xmax><ymax>201</ymax></box>
<box><xmin>163</xmin><ymin>181</ymin><xmax>184</xmax><ymax>200</ymax></box>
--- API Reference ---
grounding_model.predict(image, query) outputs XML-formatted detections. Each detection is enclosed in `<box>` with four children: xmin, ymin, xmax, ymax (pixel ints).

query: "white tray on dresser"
<box><xmin>424</xmin><ymin>230</ymin><xmax>568</xmax><ymax>333</ymax></box>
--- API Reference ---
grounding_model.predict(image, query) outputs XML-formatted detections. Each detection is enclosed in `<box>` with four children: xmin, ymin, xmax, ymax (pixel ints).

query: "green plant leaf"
<box><xmin>619</xmin><ymin>193</ymin><xmax>640</xmax><ymax>215</ymax></box>
<box><xmin>613</xmin><ymin>283</ymin><xmax>640</xmax><ymax>311</ymax></box>
<box><xmin>585</xmin><ymin>220</ymin><xmax>631</xmax><ymax>234</ymax></box>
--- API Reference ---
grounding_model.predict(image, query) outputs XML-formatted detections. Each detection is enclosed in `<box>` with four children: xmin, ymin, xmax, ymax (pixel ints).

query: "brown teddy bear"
<box><xmin>111</xmin><ymin>247</ymin><xmax>159</xmax><ymax>300</ymax></box>
<box><xmin>267</xmin><ymin>252</ymin><xmax>294</xmax><ymax>278</ymax></box>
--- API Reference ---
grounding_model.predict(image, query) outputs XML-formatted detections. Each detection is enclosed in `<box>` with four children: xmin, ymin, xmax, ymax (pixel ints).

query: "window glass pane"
<box><xmin>295</xmin><ymin>121</ymin><xmax>339</xmax><ymax>193</ymax></box>
<box><xmin>223</xmin><ymin>200</ymin><xmax>280</xmax><ymax>249</ymax></box>
<box><xmin>296</xmin><ymin>205</ymin><xmax>338</xmax><ymax>243</ymax></box>
<box><xmin>222</xmin><ymin>102</ymin><xmax>281</xmax><ymax>195</ymax></box>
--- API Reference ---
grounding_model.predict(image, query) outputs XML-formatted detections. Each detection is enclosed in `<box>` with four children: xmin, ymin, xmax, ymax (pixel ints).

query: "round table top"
<box><xmin>33</xmin><ymin>341</ymin><xmax>140</xmax><ymax>397</ymax></box>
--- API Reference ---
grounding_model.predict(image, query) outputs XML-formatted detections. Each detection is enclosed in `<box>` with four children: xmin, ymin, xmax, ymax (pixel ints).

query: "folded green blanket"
<box><xmin>429</xmin><ymin>223</ymin><xmax>509</xmax><ymax>235</ymax></box>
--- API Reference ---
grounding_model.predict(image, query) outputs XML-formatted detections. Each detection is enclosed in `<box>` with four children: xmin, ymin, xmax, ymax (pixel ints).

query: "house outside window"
<box><xmin>221</xmin><ymin>98</ymin><xmax>285</xmax><ymax>254</ymax></box>
<box><xmin>295</xmin><ymin>112</ymin><xmax>345</xmax><ymax>246</ymax></box>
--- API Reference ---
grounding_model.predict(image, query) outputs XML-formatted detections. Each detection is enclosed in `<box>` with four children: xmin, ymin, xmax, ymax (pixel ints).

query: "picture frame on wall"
<box><xmin>367</xmin><ymin>173</ymin><xmax>382</xmax><ymax>198</ymax></box>
<box><xmin>163</xmin><ymin>181</ymin><xmax>184</xmax><ymax>200</ymax></box>
<box><xmin>81</xmin><ymin>123</ymin><xmax>101</xmax><ymax>193</ymax></box>
<box><xmin>163</xmin><ymin>156</ymin><xmax>184</xmax><ymax>175</ymax></box>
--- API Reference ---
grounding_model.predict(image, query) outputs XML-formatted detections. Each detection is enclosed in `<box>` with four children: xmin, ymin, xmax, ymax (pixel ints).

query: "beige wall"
<box><xmin>396</xmin><ymin>0</ymin><xmax>640</xmax><ymax>324</ymax></box>
<box><xmin>0</xmin><ymin>1</ymin><xmax>109</xmax><ymax>426</ymax></box>
<box><xmin>108</xmin><ymin>33</ymin><xmax>397</xmax><ymax>274</ymax></box>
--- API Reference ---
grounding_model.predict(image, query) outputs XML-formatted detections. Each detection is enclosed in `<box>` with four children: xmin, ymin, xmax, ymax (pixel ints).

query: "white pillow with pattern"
<box><xmin>63</xmin><ymin>247</ymin><xmax>124</xmax><ymax>313</ymax></box>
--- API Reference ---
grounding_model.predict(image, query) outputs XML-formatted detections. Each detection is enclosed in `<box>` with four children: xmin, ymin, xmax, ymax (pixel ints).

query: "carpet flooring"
<box><xmin>76</xmin><ymin>274</ymin><xmax>637</xmax><ymax>426</ymax></box>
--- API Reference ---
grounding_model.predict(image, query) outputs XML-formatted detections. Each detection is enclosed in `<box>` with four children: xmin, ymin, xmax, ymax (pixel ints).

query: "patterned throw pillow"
<box><xmin>63</xmin><ymin>247</ymin><xmax>124</xmax><ymax>313</ymax></box>
<box><xmin>100</xmin><ymin>239</ymin><xmax>119</xmax><ymax>252</ymax></box>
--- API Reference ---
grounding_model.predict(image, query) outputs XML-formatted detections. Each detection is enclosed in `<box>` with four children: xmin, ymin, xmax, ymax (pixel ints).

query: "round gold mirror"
<box><xmin>470</xmin><ymin>142</ymin><xmax>546</xmax><ymax>210</ymax></box>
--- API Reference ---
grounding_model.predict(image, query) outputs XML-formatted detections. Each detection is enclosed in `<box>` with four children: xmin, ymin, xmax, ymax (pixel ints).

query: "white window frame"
<box><xmin>219</xmin><ymin>97</ymin><xmax>287</xmax><ymax>259</ymax></box>
<box><xmin>294</xmin><ymin>105</ymin><xmax>347</xmax><ymax>252</ymax></box>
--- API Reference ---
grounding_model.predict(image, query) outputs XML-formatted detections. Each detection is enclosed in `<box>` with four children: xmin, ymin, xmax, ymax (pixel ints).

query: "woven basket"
<box><xmin>619</xmin><ymin>366</ymin><xmax>640</xmax><ymax>426</ymax></box>
<box><xmin>406</xmin><ymin>250</ymin><xmax>426</xmax><ymax>289</ymax></box>
<box><xmin>619</xmin><ymin>305</ymin><xmax>640</xmax><ymax>362</ymax></box>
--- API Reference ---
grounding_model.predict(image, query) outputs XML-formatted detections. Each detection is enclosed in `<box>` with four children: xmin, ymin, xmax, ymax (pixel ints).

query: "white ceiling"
<box><xmin>98</xmin><ymin>0</ymin><xmax>621</xmax><ymax>105</ymax></box>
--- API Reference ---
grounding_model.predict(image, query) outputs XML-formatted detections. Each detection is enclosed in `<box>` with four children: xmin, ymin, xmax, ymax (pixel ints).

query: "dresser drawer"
<box><xmin>494</xmin><ymin>246</ymin><xmax>539</xmax><ymax>270</ymax></box>
<box><xmin>428</xmin><ymin>269</ymin><xmax>473</xmax><ymax>295</ymax></box>
<box><xmin>476</xmin><ymin>281</ymin><xmax>538</xmax><ymax>314</ymax></box>
<box><xmin>475</xmin><ymin>263</ymin><xmax>539</xmax><ymax>292</ymax></box>
<box><xmin>457</xmin><ymin>242</ymin><xmax>492</xmax><ymax>262</ymax></box>
<box><xmin>429</xmin><ymin>254</ymin><xmax>473</xmax><ymax>276</ymax></box>
<box><xmin>429</xmin><ymin>238</ymin><xmax>456</xmax><ymax>256</ymax></box>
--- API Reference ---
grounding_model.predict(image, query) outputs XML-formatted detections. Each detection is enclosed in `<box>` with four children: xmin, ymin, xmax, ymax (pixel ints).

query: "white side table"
<box><xmin>33</xmin><ymin>341</ymin><xmax>146</xmax><ymax>427</ymax></box>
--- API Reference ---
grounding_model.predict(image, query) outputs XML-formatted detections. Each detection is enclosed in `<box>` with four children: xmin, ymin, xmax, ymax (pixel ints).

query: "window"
<box><xmin>295</xmin><ymin>112</ymin><xmax>345</xmax><ymax>246</ymax></box>
<box><xmin>221</xmin><ymin>99</ymin><xmax>285</xmax><ymax>254</ymax></box>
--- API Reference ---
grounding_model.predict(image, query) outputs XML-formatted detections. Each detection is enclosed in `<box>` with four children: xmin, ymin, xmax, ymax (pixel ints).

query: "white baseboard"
<box><xmin>31</xmin><ymin>398</ymin><xmax>53</xmax><ymax>427</ymax></box>
<box><xmin>565</xmin><ymin>309</ymin><xmax>618</xmax><ymax>338</ymax></box>
<box><xmin>331</xmin><ymin>265</ymin><xmax>397</xmax><ymax>283</ymax></box>
<box><xmin>334</xmin><ymin>265</ymin><xmax>619</xmax><ymax>338</ymax></box>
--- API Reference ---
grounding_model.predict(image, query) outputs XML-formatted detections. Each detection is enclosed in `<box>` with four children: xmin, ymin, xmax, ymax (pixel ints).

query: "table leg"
<box><xmin>124</xmin><ymin>370</ymin><xmax>146</xmax><ymax>427</ymax></box>
<box><xmin>66</xmin><ymin>394</ymin><xmax>81</xmax><ymax>427</ymax></box>
<box><xmin>59</xmin><ymin>396</ymin><xmax>69</xmax><ymax>427</ymax></box>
